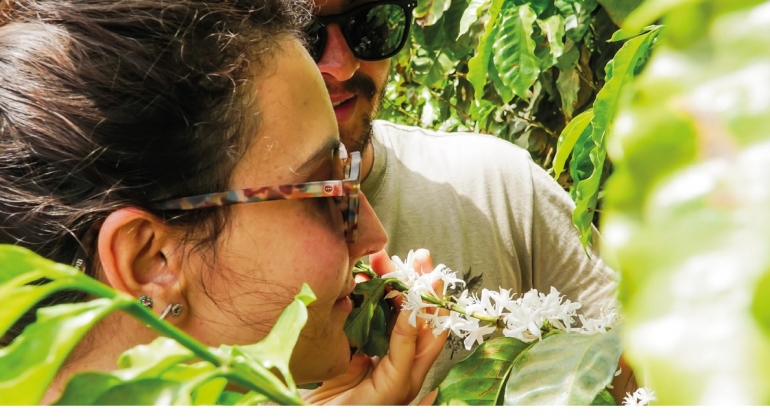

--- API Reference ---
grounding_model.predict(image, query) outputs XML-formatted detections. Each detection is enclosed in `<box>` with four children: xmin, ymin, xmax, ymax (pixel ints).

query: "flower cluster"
<box><xmin>623</xmin><ymin>387</ymin><xmax>657</xmax><ymax>406</ymax></box>
<box><xmin>382</xmin><ymin>250</ymin><xmax>618</xmax><ymax>351</ymax></box>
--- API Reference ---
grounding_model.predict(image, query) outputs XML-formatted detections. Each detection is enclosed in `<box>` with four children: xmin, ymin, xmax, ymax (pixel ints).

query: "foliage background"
<box><xmin>380</xmin><ymin>0</ymin><xmax>643</xmax><ymax>246</ymax></box>
<box><xmin>381</xmin><ymin>0</ymin><xmax>639</xmax><ymax>172</ymax></box>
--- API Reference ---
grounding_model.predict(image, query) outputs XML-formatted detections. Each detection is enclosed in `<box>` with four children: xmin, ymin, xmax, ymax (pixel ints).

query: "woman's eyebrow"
<box><xmin>294</xmin><ymin>137</ymin><xmax>340</xmax><ymax>173</ymax></box>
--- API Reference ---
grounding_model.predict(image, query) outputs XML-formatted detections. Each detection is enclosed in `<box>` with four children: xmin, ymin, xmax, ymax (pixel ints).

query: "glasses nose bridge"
<box><xmin>316</xmin><ymin>13</ymin><xmax>355</xmax><ymax>48</ymax></box>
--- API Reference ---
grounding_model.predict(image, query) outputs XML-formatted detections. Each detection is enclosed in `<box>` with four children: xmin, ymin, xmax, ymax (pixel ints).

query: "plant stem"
<box><xmin>382</xmin><ymin>277</ymin><xmax>501</xmax><ymax>326</ymax></box>
<box><xmin>125</xmin><ymin>304</ymin><xmax>222</xmax><ymax>367</ymax></box>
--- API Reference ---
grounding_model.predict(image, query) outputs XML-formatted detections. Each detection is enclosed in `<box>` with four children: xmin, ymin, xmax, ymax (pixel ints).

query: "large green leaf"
<box><xmin>467</xmin><ymin>0</ymin><xmax>504</xmax><ymax>101</ymax></box>
<box><xmin>414</xmin><ymin>0</ymin><xmax>453</xmax><ymax>26</ymax></box>
<box><xmin>0</xmin><ymin>298</ymin><xmax>132</xmax><ymax>405</ymax></box>
<box><xmin>571</xmin><ymin>28</ymin><xmax>660</xmax><ymax>248</ymax></box>
<box><xmin>435</xmin><ymin>337</ymin><xmax>530</xmax><ymax>406</ymax></box>
<box><xmin>597</xmin><ymin>0</ymin><xmax>645</xmax><ymax>26</ymax></box>
<box><xmin>553</xmin><ymin>109</ymin><xmax>593</xmax><ymax>180</ymax></box>
<box><xmin>457</xmin><ymin>0</ymin><xmax>488</xmax><ymax>39</ymax></box>
<box><xmin>344</xmin><ymin>277</ymin><xmax>394</xmax><ymax>357</ymax></box>
<box><xmin>504</xmin><ymin>330</ymin><xmax>622</xmax><ymax>405</ymax></box>
<box><xmin>591</xmin><ymin>389</ymin><xmax>616</xmax><ymax>405</ymax></box>
<box><xmin>622</xmin><ymin>0</ymin><xmax>700</xmax><ymax>32</ymax></box>
<box><xmin>492</xmin><ymin>4</ymin><xmax>540</xmax><ymax>100</ymax></box>
<box><xmin>91</xmin><ymin>379</ymin><xmax>183</xmax><ymax>405</ymax></box>
<box><xmin>237</xmin><ymin>283</ymin><xmax>315</xmax><ymax>393</ymax></box>
<box><xmin>603</xmin><ymin>0</ymin><xmax>770</xmax><ymax>405</ymax></box>
<box><xmin>537</xmin><ymin>15</ymin><xmax>566</xmax><ymax>63</ymax></box>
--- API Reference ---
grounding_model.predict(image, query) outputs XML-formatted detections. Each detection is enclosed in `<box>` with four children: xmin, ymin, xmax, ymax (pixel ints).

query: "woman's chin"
<box><xmin>290</xmin><ymin>339</ymin><xmax>351</xmax><ymax>384</ymax></box>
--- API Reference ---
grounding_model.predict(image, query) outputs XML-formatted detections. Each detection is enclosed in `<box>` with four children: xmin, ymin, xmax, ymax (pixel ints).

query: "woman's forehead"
<box><xmin>234</xmin><ymin>38</ymin><xmax>339</xmax><ymax>184</ymax></box>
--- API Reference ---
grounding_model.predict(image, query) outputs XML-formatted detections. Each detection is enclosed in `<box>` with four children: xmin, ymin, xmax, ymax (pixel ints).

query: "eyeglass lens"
<box><xmin>308</xmin><ymin>3</ymin><xmax>409</xmax><ymax>62</ymax></box>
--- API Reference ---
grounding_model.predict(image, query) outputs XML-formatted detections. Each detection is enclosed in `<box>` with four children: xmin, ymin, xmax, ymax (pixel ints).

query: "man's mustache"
<box><xmin>340</xmin><ymin>73</ymin><xmax>377</xmax><ymax>101</ymax></box>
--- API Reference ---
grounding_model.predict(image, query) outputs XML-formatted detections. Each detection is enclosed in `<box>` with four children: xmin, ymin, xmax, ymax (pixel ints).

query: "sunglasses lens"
<box><xmin>345</xmin><ymin>4</ymin><xmax>408</xmax><ymax>60</ymax></box>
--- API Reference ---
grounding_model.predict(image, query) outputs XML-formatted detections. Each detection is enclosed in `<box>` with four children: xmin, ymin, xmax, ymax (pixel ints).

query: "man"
<box><xmin>307</xmin><ymin>0</ymin><xmax>617</xmax><ymax>402</ymax></box>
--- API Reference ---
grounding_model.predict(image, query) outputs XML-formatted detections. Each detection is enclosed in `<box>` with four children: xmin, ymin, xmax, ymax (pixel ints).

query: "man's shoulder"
<box><xmin>372</xmin><ymin>120</ymin><xmax>531</xmax><ymax>161</ymax></box>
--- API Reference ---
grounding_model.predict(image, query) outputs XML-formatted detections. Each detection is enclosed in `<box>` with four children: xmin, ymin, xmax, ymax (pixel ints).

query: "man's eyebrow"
<box><xmin>295</xmin><ymin>137</ymin><xmax>340</xmax><ymax>173</ymax></box>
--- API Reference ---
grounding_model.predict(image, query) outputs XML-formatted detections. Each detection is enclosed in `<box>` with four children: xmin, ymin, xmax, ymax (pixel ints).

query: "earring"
<box><xmin>138</xmin><ymin>295</ymin><xmax>153</xmax><ymax>309</ymax></box>
<box><xmin>160</xmin><ymin>303</ymin><xmax>183</xmax><ymax>320</ymax></box>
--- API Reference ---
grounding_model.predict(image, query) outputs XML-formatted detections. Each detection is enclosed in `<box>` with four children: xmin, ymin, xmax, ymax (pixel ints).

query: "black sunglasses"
<box><xmin>306</xmin><ymin>0</ymin><xmax>417</xmax><ymax>62</ymax></box>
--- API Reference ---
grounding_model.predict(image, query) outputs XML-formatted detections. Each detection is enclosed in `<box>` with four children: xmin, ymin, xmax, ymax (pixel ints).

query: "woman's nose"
<box><xmin>349</xmin><ymin>192</ymin><xmax>387</xmax><ymax>260</ymax></box>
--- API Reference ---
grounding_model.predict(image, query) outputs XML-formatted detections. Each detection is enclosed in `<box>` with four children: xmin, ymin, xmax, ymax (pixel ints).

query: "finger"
<box><xmin>369</xmin><ymin>249</ymin><xmax>395</xmax><ymax>276</ymax></box>
<box><xmin>413</xmin><ymin>248</ymin><xmax>434</xmax><ymax>277</ymax></box>
<box><xmin>409</xmin><ymin>250</ymin><xmax>449</xmax><ymax>398</ymax></box>
<box><xmin>371</xmin><ymin>305</ymin><xmax>420</xmax><ymax>403</ymax></box>
<box><xmin>301</xmin><ymin>354</ymin><xmax>374</xmax><ymax>405</ymax></box>
<box><xmin>418</xmin><ymin>389</ymin><xmax>438</xmax><ymax>406</ymax></box>
<box><xmin>408</xmin><ymin>318</ymin><xmax>448</xmax><ymax>398</ymax></box>
<box><xmin>354</xmin><ymin>272</ymin><xmax>370</xmax><ymax>283</ymax></box>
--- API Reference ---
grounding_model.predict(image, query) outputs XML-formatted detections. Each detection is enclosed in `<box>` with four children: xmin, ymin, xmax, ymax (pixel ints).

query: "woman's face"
<box><xmin>180</xmin><ymin>38</ymin><xmax>387</xmax><ymax>383</ymax></box>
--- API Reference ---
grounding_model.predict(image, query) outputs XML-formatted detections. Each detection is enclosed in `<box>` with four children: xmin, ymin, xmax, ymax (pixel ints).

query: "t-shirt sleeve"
<box><xmin>526</xmin><ymin>159</ymin><xmax>618</xmax><ymax>319</ymax></box>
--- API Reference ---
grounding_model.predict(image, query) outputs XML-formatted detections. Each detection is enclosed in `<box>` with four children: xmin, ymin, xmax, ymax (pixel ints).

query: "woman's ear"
<box><xmin>97</xmin><ymin>207</ymin><xmax>186</xmax><ymax>316</ymax></box>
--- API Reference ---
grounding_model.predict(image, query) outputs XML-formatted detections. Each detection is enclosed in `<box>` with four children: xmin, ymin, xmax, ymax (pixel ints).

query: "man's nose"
<box><xmin>316</xmin><ymin>23</ymin><xmax>360</xmax><ymax>82</ymax></box>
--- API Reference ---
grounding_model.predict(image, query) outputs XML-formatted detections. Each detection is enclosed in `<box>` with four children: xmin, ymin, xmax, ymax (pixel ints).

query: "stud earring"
<box><xmin>138</xmin><ymin>295</ymin><xmax>153</xmax><ymax>309</ymax></box>
<box><xmin>160</xmin><ymin>303</ymin><xmax>183</xmax><ymax>320</ymax></box>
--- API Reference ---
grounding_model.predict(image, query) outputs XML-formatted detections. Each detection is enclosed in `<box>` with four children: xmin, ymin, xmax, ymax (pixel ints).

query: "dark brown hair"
<box><xmin>0</xmin><ymin>0</ymin><xmax>311</xmax><ymax>345</ymax></box>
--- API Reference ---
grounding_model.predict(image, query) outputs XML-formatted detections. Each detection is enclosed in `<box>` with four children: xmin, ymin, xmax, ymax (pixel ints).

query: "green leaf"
<box><xmin>91</xmin><ymin>379</ymin><xmax>182</xmax><ymax>405</ymax></box>
<box><xmin>435</xmin><ymin>337</ymin><xmax>530</xmax><ymax>406</ymax></box>
<box><xmin>467</xmin><ymin>0</ymin><xmax>504</xmax><ymax>101</ymax></box>
<box><xmin>236</xmin><ymin>283</ymin><xmax>316</xmax><ymax>392</ymax></box>
<box><xmin>488</xmin><ymin>56</ymin><xmax>514</xmax><ymax>103</ymax></box>
<box><xmin>457</xmin><ymin>0</ymin><xmax>488</xmax><ymax>39</ymax></box>
<box><xmin>55</xmin><ymin>373</ymin><xmax>123</xmax><ymax>405</ymax></box>
<box><xmin>556</xmin><ymin>67</ymin><xmax>580</xmax><ymax>119</ymax></box>
<box><xmin>591</xmin><ymin>389</ymin><xmax>617</xmax><ymax>405</ymax></box>
<box><xmin>492</xmin><ymin>4</ymin><xmax>540</xmax><ymax>100</ymax></box>
<box><xmin>571</xmin><ymin>28</ymin><xmax>660</xmax><ymax>248</ymax></box>
<box><xmin>344</xmin><ymin>277</ymin><xmax>393</xmax><ymax>357</ymax></box>
<box><xmin>622</xmin><ymin>0</ymin><xmax>700</xmax><ymax>32</ymax></box>
<box><xmin>0</xmin><ymin>298</ymin><xmax>132</xmax><ymax>405</ymax></box>
<box><xmin>537</xmin><ymin>15</ymin><xmax>566</xmax><ymax>61</ymax></box>
<box><xmin>753</xmin><ymin>272</ymin><xmax>770</xmax><ymax>337</ymax></box>
<box><xmin>116</xmin><ymin>337</ymin><xmax>197</xmax><ymax>377</ymax></box>
<box><xmin>553</xmin><ymin>109</ymin><xmax>593</xmax><ymax>180</ymax></box>
<box><xmin>597</xmin><ymin>0</ymin><xmax>645</xmax><ymax>26</ymax></box>
<box><xmin>217</xmin><ymin>391</ymin><xmax>251</xmax><ymax>406</ymax></box>
<box><xmin>609</xmin><ymin>25</ymin><xmax>663</xmax><ymax>42</ymax></box>
<box><xmin>414</xmin><ymin>0</ymin><xmax>452</xmax><ymax>26</ymax></box>
<box><xmin>504</xmin><ymin>330</ymin><xmax>622</xmax><ymax>405</ymax></box>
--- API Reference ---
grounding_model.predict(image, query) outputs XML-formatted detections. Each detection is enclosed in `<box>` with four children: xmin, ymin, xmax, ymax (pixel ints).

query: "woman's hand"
<box><xmin>301</xmin><ymin>248</ymin><xmax>448</xmax><ymax>405</ymax></box>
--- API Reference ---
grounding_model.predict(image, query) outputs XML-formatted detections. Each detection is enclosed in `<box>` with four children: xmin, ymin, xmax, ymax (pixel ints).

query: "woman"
<box><xmin>0</xmin><ymin>0</ymin><xmax>445</xmax><ymax>404</ymax></box>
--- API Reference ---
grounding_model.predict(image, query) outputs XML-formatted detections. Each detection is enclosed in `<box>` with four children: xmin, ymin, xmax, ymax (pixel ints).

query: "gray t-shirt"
<box><xmin>363</xmin><ymin>120</ymin><xmax>618</xmax><ymax>403</ymax></box>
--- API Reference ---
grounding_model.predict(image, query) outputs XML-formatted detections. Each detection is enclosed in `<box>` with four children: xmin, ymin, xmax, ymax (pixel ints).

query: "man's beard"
<box><xmin>338</xmin><ymin>72</ymin><xmax>386</xmax><ymax>155</ymax></box>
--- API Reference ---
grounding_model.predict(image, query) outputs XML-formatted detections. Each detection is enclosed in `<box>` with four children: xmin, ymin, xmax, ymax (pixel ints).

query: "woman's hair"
<box><xmin>0</xmin><ymin>0</ymin><xmax>311</xmax><ymax>345</ymax></box>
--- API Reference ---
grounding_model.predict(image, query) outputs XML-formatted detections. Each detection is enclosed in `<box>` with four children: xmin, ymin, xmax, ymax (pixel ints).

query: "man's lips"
<box><xmin>329</xmin><ymin>93</ymin><xmax>355</xmax><ymax>106</ymax></box>
<box><xmin>331</xmin><ymin>96</ymin><xmax>357</xmax><ymax>123</ymax></box>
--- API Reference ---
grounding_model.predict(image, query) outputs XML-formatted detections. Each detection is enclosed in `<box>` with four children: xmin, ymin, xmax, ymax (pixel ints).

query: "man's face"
<box><xmin>312</xmin><ymin>0</ymin><xmax>392</xmax><ymax>155</ymax></box>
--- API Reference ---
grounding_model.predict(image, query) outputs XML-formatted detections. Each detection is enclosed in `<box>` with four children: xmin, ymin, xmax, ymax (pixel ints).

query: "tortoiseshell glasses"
<box><xmin>156</xmin><ymin>149</ymin><xmax>361</xmax><ymax>243</ymax></box>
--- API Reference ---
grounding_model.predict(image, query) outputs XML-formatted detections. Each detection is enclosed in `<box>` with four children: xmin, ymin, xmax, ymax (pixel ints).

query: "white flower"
<box><xmin>401</xmin><ymin>286</ymin><xmax>436</xmax><ymax>327</ymax></box>
<box><xmin>454</xmin><ymin>289</ymin><xmax>475</xmax><ymax>309</ymax></box>
<box><xmin>382</xmin><ymin>250</ymin><xmax>419</xmax><ymax>285</ymax></box>
<box><xmin>426</xmin><ymin>264</ymin><xmax>465</xmax><ymax>296</ymax></box>
<box><xmin>485</xmin><ymin>287</ymin><xmax>514</xmax><ymax>317</ymax></box>
<box><xmin>460</xmin><ymin>317</ymin><xmax>497</xmax><ymax>350</ymax></box>
<box><xmin>579</xmin><ymin>305</ymin><xmax>618</xmax><ymax>334</ymax></box>
<box><xmin>623</xmin><ymin>387</ymin><xmax>656</xmax><ymax>406</ymax></box>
